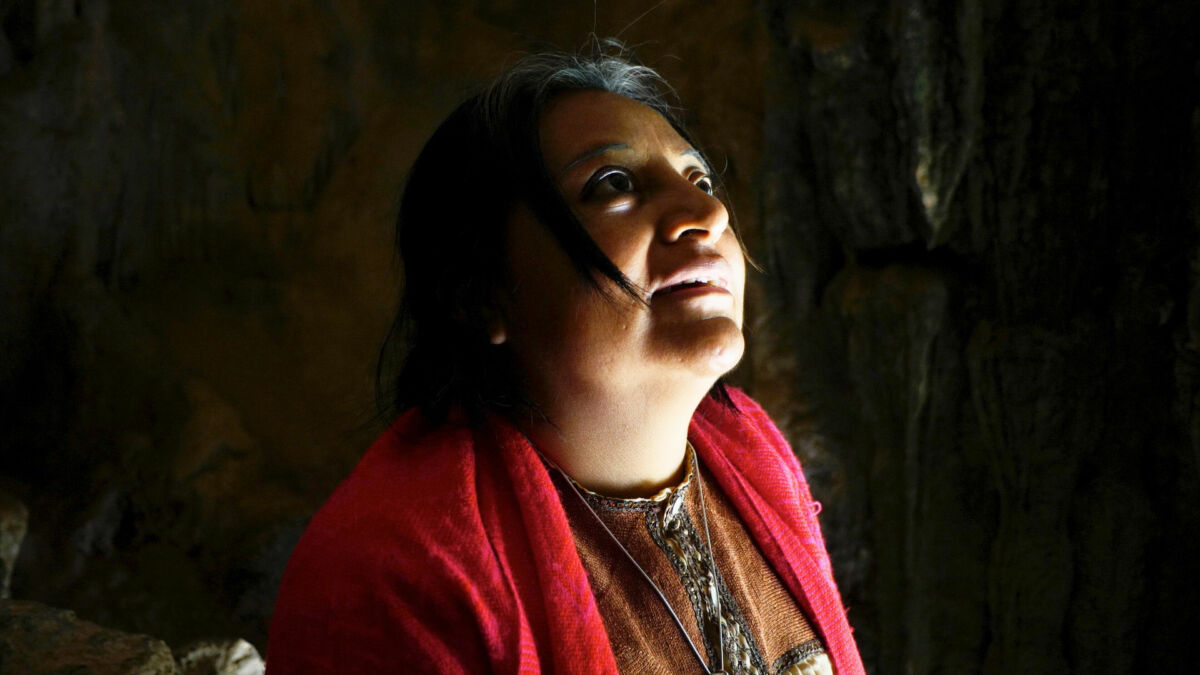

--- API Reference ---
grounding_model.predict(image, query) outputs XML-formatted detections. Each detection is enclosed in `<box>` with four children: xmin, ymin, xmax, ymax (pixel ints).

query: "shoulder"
<box><xmin>268</xmin><ymin>410</ymin><xmax>502</xmax><ymax>672</ymax></box>
<box><xmin>295</xmin><ymin>411</ymin><xmax>489</xmax><ymax>576</ymax></box>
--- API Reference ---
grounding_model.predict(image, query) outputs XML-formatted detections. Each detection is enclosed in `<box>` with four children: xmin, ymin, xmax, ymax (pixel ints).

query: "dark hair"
<box><xmin>377</xmin><ymin>45</ymin><xmax>737</xmax><ymax>425</ymax></box>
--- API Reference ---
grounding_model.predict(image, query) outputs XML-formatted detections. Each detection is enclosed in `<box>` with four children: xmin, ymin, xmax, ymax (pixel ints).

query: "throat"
<box><xmin>523</xmin><ymin>416</ymin><xmax>693</xmax><ymax>499</ymax></box>
<box><xmin>519</xmin><ymin>376</ymin><xmax>710</xmax><ymax>498</ymax></box>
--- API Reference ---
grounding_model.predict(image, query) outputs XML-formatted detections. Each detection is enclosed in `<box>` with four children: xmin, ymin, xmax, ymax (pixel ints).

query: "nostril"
<box><xmin>658</xmin><ymin>186</ymin><xmax>729</xmax><ymax>242</ymax></box>
<box><xmin>660</xmin><ymin>207</ymin><xmax>728</xmax><ymax>243</ymax></box>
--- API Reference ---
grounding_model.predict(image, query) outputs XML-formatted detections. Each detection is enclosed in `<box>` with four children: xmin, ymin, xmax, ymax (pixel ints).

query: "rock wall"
<box><xmin>759</xmin><ymin>0</ymin><xmax>1200</xmax><ymax>672</ymax></box>
<box><xmin>0</xmin><ymin>599</ymin><xmax>179</xmax><ymax>674</ymax></box>
<box><xmin>1</xmin><ymin>0</ymin><xmax>1197</xmax><ymax>672</ymax></box>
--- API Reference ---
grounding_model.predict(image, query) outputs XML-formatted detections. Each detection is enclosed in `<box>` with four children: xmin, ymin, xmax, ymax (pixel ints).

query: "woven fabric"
<box><xmin>266</xmin><ymin>388</ymin><xmax>864</xmax><ymax>674</ymax></box>
<box><xmin>560</xmin><ymin>449</ymin><xmax>826</xmax><ymax>674</ymax></box>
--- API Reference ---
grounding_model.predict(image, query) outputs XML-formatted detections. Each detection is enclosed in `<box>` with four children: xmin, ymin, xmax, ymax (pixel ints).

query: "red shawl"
<box><xmin>267</xmin><ymin>388</ymin><xmax>863</xmax><ymax>673</ymax></box>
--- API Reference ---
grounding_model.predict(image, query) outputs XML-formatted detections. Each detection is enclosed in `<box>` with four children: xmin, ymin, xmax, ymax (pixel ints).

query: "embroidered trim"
<box><xmin>772</xmin><ymin>640</ymin><xmax>827</xmax><ymax>673</ymax></box>
<box><xmin>568</xmin><ymin>447</ymin><xmax>697</xmax><ymax>513</ymax></box>
<box><xmin>575</xmin><ymin>494</ymin><xmax>660</xmax><ymax>513</ymax></box>
<box><xmin>553</xmin><ymin>446</ymin><xmax>829</xmax><ymax>674</ymax></box>
<box><xmin>645</xmin><ymin>489</ymin><xmax>771</xmax><ymax>674</ymax></box>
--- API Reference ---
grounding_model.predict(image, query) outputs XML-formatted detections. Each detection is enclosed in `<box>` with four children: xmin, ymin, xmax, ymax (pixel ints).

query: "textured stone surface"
<box><xmin>761</xmin><ymin>0</ymin><xmax>1200</xmax><ymax>672</ymax></box>
<box><xmin>0</xmin><ymin>490</ymin><xmax>28</xmax><ymax>598</ymax></box>
<box><xmin>0</xmin><ymin>599</ymin><xmax>178</xmax><ymax>674</ymax></box>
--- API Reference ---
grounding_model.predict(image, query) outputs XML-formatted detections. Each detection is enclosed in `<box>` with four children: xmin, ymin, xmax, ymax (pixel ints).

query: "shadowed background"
<box><xmin>1</xmin><ymin>0</ymin><xmax>1197</xmax><ymax>672</ymax></box>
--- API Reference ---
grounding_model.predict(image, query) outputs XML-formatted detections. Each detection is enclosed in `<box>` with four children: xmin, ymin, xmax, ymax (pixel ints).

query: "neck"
<box><xmin>522</xmin><ymin>376</ymin><xmax>711</xmax><ymax>498</ymax></box>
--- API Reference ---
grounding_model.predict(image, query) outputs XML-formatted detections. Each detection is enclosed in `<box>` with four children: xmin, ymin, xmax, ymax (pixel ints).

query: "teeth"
<box><xmin>658</xmin><ymin>277</ymin><xmax>724</xmax><ymax>294</ymax></box>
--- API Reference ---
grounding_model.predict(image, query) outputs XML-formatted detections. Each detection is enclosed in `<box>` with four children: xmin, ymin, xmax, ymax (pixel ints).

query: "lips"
<box><xmin>652</xmin><ymin>258</ymin><xmax>733</xmax><ymax>298</ymax></box>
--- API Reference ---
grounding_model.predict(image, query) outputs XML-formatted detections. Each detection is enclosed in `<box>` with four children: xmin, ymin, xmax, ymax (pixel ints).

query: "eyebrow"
<box><xmin>556</xmin><ymin>143</ymin><xmax>712</xmax><ymax>179</ymax></box>
<box><xmin>682</xmin><ymin>148</ymin><xmax>712</xmax><ymax>174</ymax></box>
<box><xmin>558</xmin><ymin>143</ymin><xmax>631</xmax><ymax>178</ymax></box>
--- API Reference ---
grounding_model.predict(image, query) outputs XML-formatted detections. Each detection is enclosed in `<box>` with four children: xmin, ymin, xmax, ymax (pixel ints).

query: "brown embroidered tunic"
<box><xmin>554</xmin><ymin>449</ymin><xmax>833</xmax><ymax>674</ymax></box>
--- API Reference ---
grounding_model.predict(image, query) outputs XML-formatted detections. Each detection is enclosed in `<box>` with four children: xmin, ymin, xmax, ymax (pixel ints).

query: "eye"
<box><xmin>582</xmin><ymin>167</ymin><xmax>635</xmax><ymax>200</ymax></box>
<box><xmin>687</xmin><ymin>168</ymin><xmax>715</xmax><ymax>196</ymax></box>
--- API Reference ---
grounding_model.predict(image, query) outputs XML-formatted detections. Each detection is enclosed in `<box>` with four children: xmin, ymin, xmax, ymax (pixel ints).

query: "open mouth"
<box><xmin>653</xmin><ymin>257</ymin><xmax>734</xmax><ymax>299</ymax></box>
<box><xmin>656</xmin><ymin>278</ymin><xmax>727</xmax><ymax>296</ymax></box>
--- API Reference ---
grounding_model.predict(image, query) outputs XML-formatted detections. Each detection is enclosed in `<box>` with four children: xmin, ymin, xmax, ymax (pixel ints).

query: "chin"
<box><xmin>647</xmin><ymin>315</ymin><xmax>745</xmax><ymax>380</ymax></box>
<box><xmin>703</xmin><ymin>334</ymin><xmax>746</xmax><ymax>376</ymax></box>
<box><xmin>683</xmin><ymin>320</ymin><xmax>746</xmax><ymax>378</ymax></box>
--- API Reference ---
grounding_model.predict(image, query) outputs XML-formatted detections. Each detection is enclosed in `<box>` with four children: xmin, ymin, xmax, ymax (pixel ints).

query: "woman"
<box><xmin>267</xmin><ymin>47</ymin><xmax>863</xmax><ymax>674</ymax></box>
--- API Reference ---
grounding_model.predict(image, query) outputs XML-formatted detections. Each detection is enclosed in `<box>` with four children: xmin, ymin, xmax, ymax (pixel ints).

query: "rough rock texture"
<box><xmin>0</xmin><ymin>599</ymin><xmax>178</xmax><ymax>674</ymax></box>
<box><xmin>175</xmin><ymin>639</ymin><xmax>264</xmax><ymax>675</ymax></box>
<box><xmin>0</xmin><ymin>491</ymin><xmax>28</xmax><ymax>598</ymax></box>
<box><xmin>760</xmin><ymin>0</ymin><xmax>1200</xmax><ymax>672</ymax></box>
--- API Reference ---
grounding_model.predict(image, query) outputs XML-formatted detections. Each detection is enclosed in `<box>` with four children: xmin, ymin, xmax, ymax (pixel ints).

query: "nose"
<box><xmin>657</xmin><ymin>178</ymin><xmax>729</xmax><ymax>245</ymax></box>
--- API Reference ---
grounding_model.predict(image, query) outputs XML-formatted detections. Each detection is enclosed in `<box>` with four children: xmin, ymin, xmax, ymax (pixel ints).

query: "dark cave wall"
<box><xmin>758</xmin><ymin>0</ymin><xmax>1200</xmax><ymax>673</ymax></box>
<box><xmin>2</xmin><ymin>0</ymin><xmax>1198</xmax><ymax>672</ymax></box>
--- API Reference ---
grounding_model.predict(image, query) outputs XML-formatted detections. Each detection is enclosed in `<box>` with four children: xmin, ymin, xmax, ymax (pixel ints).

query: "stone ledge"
<box><xmin>0</xmin><ymin>599</ymin><xmax>178</xmax><ymax>675</ymax></box>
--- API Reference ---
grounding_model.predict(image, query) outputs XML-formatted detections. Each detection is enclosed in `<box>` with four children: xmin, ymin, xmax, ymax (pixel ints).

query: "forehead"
<box><xmin>538</xmin><ymin>90</ymin><xmax>692</xmax><ymax>172</ymax></box>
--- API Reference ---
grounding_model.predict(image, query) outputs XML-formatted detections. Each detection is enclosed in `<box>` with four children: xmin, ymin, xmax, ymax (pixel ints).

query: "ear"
<box><xmin>481</xmin><ymin>284</ymin><xmax>512</xmax><ymax>345</ymax></box>
<box><xmin>481</xmin><ymin>298</ymin><xmax>507</xmax><ymax>345</ymax></box>
<box><xmin>487</xmin><ymin>316</ymin><xmax>507</xmax><ymax>345</ymax></box>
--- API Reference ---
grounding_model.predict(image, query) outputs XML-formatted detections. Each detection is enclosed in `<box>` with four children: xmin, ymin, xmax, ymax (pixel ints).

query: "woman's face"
<box><xmin>497</xmin><ymin>90</ymin><xmax>746</xmax><ymax>404</ymax></box>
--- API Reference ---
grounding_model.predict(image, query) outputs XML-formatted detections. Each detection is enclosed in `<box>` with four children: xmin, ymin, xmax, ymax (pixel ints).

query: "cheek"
<box><xmin>504</xmin><ymin>212</ymin><xmax>576</xmax><ymax>337</ymax></box>
<box><xmin>586</xmin><ymin>220</ymin><xmax>655</xmax><ymax>284</ymax></box>
<box><xmin>508</xmin><ymin>258</ymin><xmax>577</xmax><ymax>331</ymax></box>
<box><xmin>503</xmin><ymin>218</ymin><xmax>627</xmax><ymax>357</ymax></box>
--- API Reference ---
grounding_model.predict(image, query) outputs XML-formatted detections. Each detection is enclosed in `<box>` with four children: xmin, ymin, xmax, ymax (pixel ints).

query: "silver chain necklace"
<box><xmin>550</xmin><ymin>445</ymin><xmax>728</xmax><ymax>675</ymax></box>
